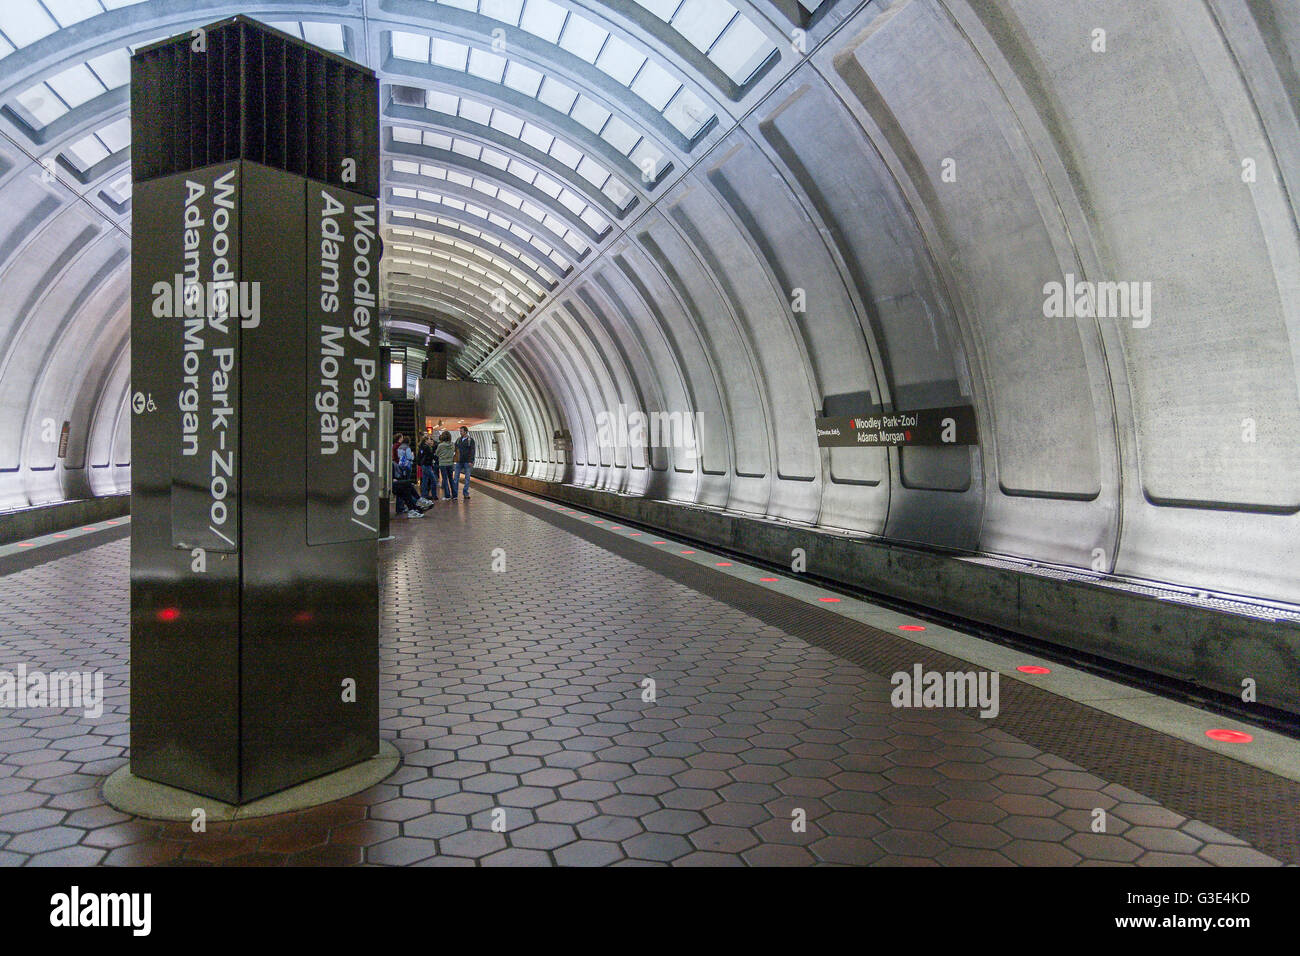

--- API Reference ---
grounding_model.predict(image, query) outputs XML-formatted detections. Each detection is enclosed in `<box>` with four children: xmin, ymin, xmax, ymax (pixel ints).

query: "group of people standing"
<box><xmin>391</xmin><ymin>426</ymin><xmax>476</xmax><ymax>518</ymax></box>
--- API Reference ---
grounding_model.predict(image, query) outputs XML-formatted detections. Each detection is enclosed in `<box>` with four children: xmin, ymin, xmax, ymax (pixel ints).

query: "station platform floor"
<box><xmin>0</xmin><ymin>481</ymin><xmax>1295</xmax><ymax>867</ymax></box>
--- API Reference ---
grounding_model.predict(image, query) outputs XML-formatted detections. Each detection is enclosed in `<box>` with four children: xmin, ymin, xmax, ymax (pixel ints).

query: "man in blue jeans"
<box><xmin>452</xmin><ymin>425</ymin><xmax>475</xmax><ymax>500</ymax></box>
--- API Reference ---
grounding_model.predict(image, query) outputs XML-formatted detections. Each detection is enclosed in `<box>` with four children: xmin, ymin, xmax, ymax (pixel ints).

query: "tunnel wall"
<box><xmin>0</xmin><ymin>0</ymin><xmax>1294</xmax><ymax>611</ymax></box>
<box><xmin>478</xmin><ymin>0</ymin><xmax>1300</xmax><ymax>608</ymax></box>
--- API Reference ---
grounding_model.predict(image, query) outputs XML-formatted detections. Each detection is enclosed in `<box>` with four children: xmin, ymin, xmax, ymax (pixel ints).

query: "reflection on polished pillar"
<box><xmin>128</xmin><ymin>17</ymin><xmax>381</xmax><ymax>803</ymax></box>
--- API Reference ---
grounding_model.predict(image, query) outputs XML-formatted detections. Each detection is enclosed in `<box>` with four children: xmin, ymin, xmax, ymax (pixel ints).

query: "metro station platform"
<box><xmin>0</xmin><ymin>481</ymin><xmax>1294</xmax><ymax>868</ymax></box>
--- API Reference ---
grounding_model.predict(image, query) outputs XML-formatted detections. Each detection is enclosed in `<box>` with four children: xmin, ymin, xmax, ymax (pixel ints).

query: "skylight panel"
<box><xmin>557</xmin><ymin>189</ymin><xmax>584</xmax><ymax>215</ymax></box>
<box><xmin>543</xmin><ymin>213</ymin><xmax>567</xmax><ymax>234</ymax></box>
<box><xmin>47</xmin><ymin>63</ymin><xmax>105</xmax><ymax>109</ymax></box>
<box><xmin>467</xmin><ymin>49</ymin><xmax>506</xmax><ymax>83</ymax></box>
<box><xmin>663</xmin><ymin>86</ymin><xmax>710</xmax><ymax>137</ymax></box>
<box><xmin>490</xmin><ymin>111</ymin><xmax>525</xmax><ymax>138</ymax></box>
<box><xmin>503</xmin><ymin>61</ymin><xmax>543</xmax><ymax>98</ymax></box>
<box><xmin>629</xmin><ymin>140</ymin><xmax>665</xmax><ymax>178</ymax></box>
<box><xmin>521</xmin><ymin>201</ymin><xmax>546</xmax><ymax>222</ymax></box>
<box><xmin>536</xmin><ymin>77</ymin><xmax>578</xmax><ymax>114</ymax></box>
<box><xmin>604</xmin><ymin>179</ymin><xmax>634</xmax><ymax>208</ymax></box>
<box><xmin>15</xmin><ymin>84</ymin><xmax>64</xmax><ymax>125</ymax></box>
<box><xmin>564</xmin><ymin>232</ymin><xmax>588</xmax><ymax>254</ymax></box>
<box><xmin>548</xmin><ymin>140</ymin><xmax>581</xmax><ymax>169</ymax></box>
<box><xmin>479</xmin><ymin>0</ymin><xmax>524</xmax><ymax>26</ymax></box>
<box><xmin>507</xmin><ymin>159</ymin><xmax>536</xmax><ymax>182</ymax></box>
<box><xmin>301</xmin><ymin>22</ymin><xmax>346</xmax><ymax>53</ymax></box>
<box><xmin>481</xmin><ymin>147</ymin><xmax>511</xmax><ymax>170</ymax></box>
<box><xmin>424</xmin><ymin>130</ymin><xmax>454</xmax><ymax>150</ymax></box>
<box><xmin>629</xmin><ymin>59</ymin><xmax>679</xmax><ymax>111</ymax></box>
<box><xmin>709</xmin><ymin>16</ymin><xmax>775</xmax><ymax>84</ymax></box>
<box><xmin>519</xmin><ymin>0</ymin><xmax>566</xmax><ymax>44</ymax></box>
<box><xmin>392</xmin><ymin>31</ymin><xmax>431</xmax><ymax>62</ymax></box>
<box><xmin>97</xmin><ymin>116</ymin><xmax>130</xmax><ymax>152</ymax></box>
<box><xmin>673</xmin><ymin>0</ymin><xmax>736</xmax><ymax>53</ymax></box>
<box><xmin>432</xmin><ymin>38</ymin><xmax>470</xmax><ymax>71</ymax></box>
<box><xmin>633</xmin><ymin>0</ymin><xmax>682</xmax><ymax>19</ymax></box>
<box><xmin>534</xmin><ymin>174</ymin><xmax>562</xmax><ymax>198</ymax></box>
<box><xmin>451</xmin><ymin>139</ymin><xmax>481</xmax><ymax>160</ymax></box>
<box><xmin>558</xmin><ymin>15</ymin><xmax>607</xmax><ymax>63</ymax></box>
<box><xmin>595</xmin><ymin>35</ymin><xmax>645</xmax><ymax>86</ymax></box>
<box><xmin>64</xmin><ymin>132</ymin><xmax>110</xmax><ymax>171</ymax></box>
<box><xmin>519</xmin><ymin>123</ymin><xmax>553</xmax><ymax>153</ymax></box>
<box><xmin>576</xmin><ymin>156</ymin><xmax>609</xmax><ymax>188</ymax></box>
<box><xmin>600</xmin><ymin>115</ymin><xmax>642</xmax><ymax>155</ymax></box>
<box><xmin>459</xmin><ymin>98</ymin><xmax>493</xmax><ymax>125</ymax></box>
<box><xmin>580</xmin><ymin>208</ymin><xmax>608</xmax><ymax>233</ymax></box>
<box><xmin>44</xmin><ymin>0</ymin><xmax>100</xmax><ymax>27</ymax></box>
<box><xmin>392</xmin><ymin>159</ymin><xmax>420</xmax><ymax>174</ymax></box>
<box><xmin>427</xmin><ymin>90</ymin><xmax>459</xmax><ymax>114</ymax></box>
<box><xmin>87</xmin><ymin>48</ymin><xmax>130</xmax><ymax>89</ymax></box>
<box><xmin>570</xmin><ymin>95</ymin><xmax>610</xmax><ymax>135</ymax></box>
<box><xmin>0</xmin><ymin>0</ymin><xmax>60</xmax><ymax>47</ymax></box>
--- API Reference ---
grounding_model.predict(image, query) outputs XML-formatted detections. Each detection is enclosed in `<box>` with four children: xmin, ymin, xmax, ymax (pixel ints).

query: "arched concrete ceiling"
<box><xmin>0</xmin><ymin>0</ymin><xmax>1298</xmax><ymax>606</ymax></box>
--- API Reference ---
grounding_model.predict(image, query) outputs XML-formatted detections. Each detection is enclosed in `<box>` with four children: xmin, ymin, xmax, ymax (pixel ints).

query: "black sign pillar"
<box><xmin>129</xmin><ymin>18</ymin><xmax>381</xmax><ymax>803</ymax></box>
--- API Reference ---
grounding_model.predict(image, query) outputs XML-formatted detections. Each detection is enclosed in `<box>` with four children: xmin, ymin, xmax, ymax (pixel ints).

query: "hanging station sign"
<box><xmin>815</xmin><ymin>404</ymin><xmax>978</xmax><ymax>447</ymax></box>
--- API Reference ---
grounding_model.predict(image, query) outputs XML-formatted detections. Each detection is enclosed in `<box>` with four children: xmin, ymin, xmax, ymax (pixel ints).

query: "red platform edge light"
<box><xmin>759</xmin><ymin>577</ymin><xmax>778</xmax><ymax>582</ymax></box>
<box><xmin>156</xmin><ymin>607</ymin><xmax>181</xmax><ymax>622</ymax></box>
<box><xmin>680</xmin><ymin>550</ymin><xmax>696</xmax><ymax>554</ymax></box>
<box><xmin>898</xmin><ymin>624</ymin><xmax>926</xmax><ymax>632</ymax></box>
<box><xmin>716</xmin><ymin>562</ymin><xmax>732</xmax><ymax>567</ymax></box>
<box><xmin>293</xmin><ymin>610</ymin><xmax>315</xmax><ymax>624</ymax></box>
<box><xmin>1016</xmin><ymin>665</ymin><xmax>1051</xmax><ymax>674</ymax></box>
<box><xmin>819</xmin><ymin>597</ymin><xmax>841</xmax><ymax>603</ymax></box>
<box><xmin>653</xmin><ymin>541</ymin><xmax>666</xmax><ymax>544</ymax></box>
<box><xmin>1206</xmin><ymin>729</ymin><xmax>1253</xmax><ymax>744</ymax></box>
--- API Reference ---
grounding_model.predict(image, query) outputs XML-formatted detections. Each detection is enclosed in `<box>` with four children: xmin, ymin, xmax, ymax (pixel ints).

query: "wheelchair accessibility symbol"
<box><xmin>132</xmin><ymin>392</ymin><xmax>157</xmax><ymax>414</ymax></box>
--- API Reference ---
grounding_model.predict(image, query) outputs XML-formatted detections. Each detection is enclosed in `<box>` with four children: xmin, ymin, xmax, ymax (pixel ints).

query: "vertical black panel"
<box><xmin>167</xmin><ymin>161</ymin><xmax>240</xmax><ymax>554</ymax></box>
<box><xmin>306</xmin><ymin>54</ymin><xmax>327</xmax><ymax>182</ymax></box>
<box><xmin>238</xmin><ymin>164</ymin><xmax>378</xmax><ymax>800</ymax></box>
<box><xmin>244</xmin><ymin>27</ymin><xmax>264</xmax><ymax>166</ymax></box>
<box><xmin>325</xmin><ymin>60</ymin><xmax>344</xmax><ymax>185</ymax></box>
<box><xmin>306</xmin><ymin>184</ymin><xmax>381</xmax><ymax>544</ymax></box>
<box><xmin>130</xmin><ymin>170</ymin><xmax>242</xmax><ymax>803</ymax></box>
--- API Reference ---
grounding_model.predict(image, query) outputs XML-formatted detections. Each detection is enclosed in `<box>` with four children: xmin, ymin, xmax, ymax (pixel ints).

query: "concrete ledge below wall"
<box><xmin>0</xmin><ymin>495</ymin><xmax>130</xmax><ymax>546</ymax></box>
<box><xmin>478</xmin><ymin>469</ymin><xmax>1300</xmax><ymax>722</ymax></box>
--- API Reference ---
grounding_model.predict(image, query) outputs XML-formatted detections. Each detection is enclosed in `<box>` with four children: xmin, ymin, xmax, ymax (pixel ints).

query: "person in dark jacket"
<box><xmin>452</xmin><ymin>426</ymin><xmax>475</xmax><ymax>500</ymax></box>
<box><xmin>417</xmin><ymin>433</ymin><xmax>439</xmax><ymax>501</ymax></box>
<box><xmin>393</xmin><ymin>439</ymin><xmax>426</xmax><ymax>517</ymax></box>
